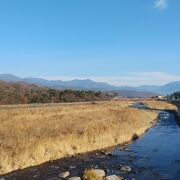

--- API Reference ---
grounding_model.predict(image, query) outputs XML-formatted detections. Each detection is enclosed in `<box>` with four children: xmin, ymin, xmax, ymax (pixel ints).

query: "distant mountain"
<box><xmin>0</xmin><ymin>73</ymin><xmax>22</xmax><ymax>82</ymax></box>
<box><xmin>24</xmin><ymin>78</ymin><xmax>119</xmax><ymax>91</ymax></box>
<box><xmin>136</xmin><ymin>82</ymin><xmax>180</xmax><ymax>95</ymax></box>
<box><xmin>0</xmin><ymin>74</ymin><xmax>162</xmax><ymax>97</ymax></box>
<box><xmin>137</xmin><ymin>85</ymin><xmax>161</xmax><ymax>93</ymax></box>
<box><xmin>0</xmin><ymin>74</ymin><xmax>119</xmax><ymax>91</ymax></box>
<box><xmin>160</xmin><ymin>81</ymin><xmax>180</xmax><ymax>95</ymax></box>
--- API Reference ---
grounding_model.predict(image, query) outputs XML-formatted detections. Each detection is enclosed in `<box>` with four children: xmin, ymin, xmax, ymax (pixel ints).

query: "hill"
<box><xmin>0</xmin><ymin>81</ymin><xmax>113</xmax><ymax>105</ymax></box>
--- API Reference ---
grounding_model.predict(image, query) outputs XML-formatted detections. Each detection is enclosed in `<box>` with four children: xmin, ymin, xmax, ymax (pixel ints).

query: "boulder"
<box><xmin>58</xmin><ymin>171</ymin><xmax>70</xmax><ymax>178</ymax></box>
<box><xmin>83</xmin><ymin>169</ymin><xmax>105</xmax><ymax>180</ymax></box>
<box><xmin>105</xmin><ymin>175</ymin><xmax>124</xmax><ymax>180</ymax></box>
<box><xmin>120</xmin><ymin>166</ymin><xmax>132</xmax><ymax>172</ymax></box>
<box><xmin>91</xmin><ymin>169</ymin><xmax>105</xmax><ymax>177</ymax></box>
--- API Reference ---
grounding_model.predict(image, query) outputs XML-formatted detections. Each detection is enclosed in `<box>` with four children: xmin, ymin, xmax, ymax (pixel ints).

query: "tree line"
<box><xmin>0</xmin><ymin>81</ymin><xmax>114</xmax><ymax>105</ymax></box>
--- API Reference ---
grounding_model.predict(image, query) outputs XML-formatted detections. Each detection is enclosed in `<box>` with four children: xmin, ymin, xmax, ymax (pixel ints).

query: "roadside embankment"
<box><xmin>0</xmin><ymin>100</ymin><xmax>173</xmax><ymax>175</ymax></box>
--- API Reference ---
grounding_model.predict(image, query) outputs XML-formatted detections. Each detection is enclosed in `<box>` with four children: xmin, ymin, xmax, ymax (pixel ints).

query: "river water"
<box><xmin>113</xmin><ymin>111</ymin><xmax>180</xmax><ymax>180</ymax></box>
<box><xmin>3</xmin><ymin>110</ymin><xmax>180</xmax><ymax>180</ymax></box>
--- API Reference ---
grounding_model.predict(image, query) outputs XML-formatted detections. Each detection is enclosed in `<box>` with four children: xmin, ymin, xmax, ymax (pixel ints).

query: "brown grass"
<box><xmin>0</xmin><ymin>100</ymin><xmax>160</xmax><ymax>174</ymax></box>
<box><xmin>143</xmin><ymin>100</ymin><xmax>177</xmax><ymax>111</ymax></box>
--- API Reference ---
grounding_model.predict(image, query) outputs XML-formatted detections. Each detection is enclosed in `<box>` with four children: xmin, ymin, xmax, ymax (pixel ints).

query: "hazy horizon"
<box><xmin>1</xmin><ymin>72</ymin><xmax>180</xmax><ymax>87</ymax></box>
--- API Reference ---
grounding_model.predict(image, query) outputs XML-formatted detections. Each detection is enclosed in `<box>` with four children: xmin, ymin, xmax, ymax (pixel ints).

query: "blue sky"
<box><xmin>0</xmin><ymin>0</ymin><xmax>180</xmax><ymax>86</ymax></box>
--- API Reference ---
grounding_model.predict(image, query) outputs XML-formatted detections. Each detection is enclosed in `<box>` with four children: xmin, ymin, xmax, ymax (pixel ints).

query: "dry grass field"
<box><xmin>0</xmin><ymin>100</ymin><xmax>175</xmax><ymax>175</ymax></box>
<box><xmin>144</xmin><ymin>100</ymin><xmax>177</xmax><ymax>111</ymax></box>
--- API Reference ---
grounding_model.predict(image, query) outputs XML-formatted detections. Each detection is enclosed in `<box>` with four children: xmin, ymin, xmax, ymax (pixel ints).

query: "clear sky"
<box><xmin>0</xmin><ymin>0</ymin><xmax>180</xmax><ymax>86</ymax></box>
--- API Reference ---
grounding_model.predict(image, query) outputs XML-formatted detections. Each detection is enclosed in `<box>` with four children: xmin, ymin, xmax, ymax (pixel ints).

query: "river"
<box><xmin>113</xmin><ymin>111</ymin><xmax>180</xmax><ymax>179</ymax></box>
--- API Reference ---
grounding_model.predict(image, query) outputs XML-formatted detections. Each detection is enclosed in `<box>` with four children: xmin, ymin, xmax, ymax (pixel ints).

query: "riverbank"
<box><xmin>0</xmin><ymin>100</ymin><xmax>176</xmax><ymax>175</ymax></box>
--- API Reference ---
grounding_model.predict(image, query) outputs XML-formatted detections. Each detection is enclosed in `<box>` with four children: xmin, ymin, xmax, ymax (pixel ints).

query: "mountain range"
<box><xmin>0</xmin><ymin>73</ymin><xmax>179</xmax><ymax>95</ymax></box>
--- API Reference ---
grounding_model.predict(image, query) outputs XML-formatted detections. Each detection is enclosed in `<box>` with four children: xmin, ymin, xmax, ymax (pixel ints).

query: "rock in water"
<box><xmin>58</xmin><ymin>171</ymin><xmax>70</xmax><ymax>178</ymax></box>
<box><xmin>105</xmin><ymin>175</ymin><xmax>124</xmax><ymax>180</ymax></box>
<box><xmin>120</xmin><ymin>166</ymin><xmax>132</xmax><ymax>172</ymax></box>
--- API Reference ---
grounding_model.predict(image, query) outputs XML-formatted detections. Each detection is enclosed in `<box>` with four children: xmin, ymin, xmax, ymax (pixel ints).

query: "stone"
<box><xmin>105</xmin><ymin>175</ymin><xmax>124</xmax><ymax>180</ymax></box>
<box><xmin>103</xmin><ymin>151</ymin><xmax>113</xmax><ymax>156</ymax></box>
<box><xmin>69</xmin><ymin>166</ymin><xmax>76</xmax><ymax>169</ymax></box>
<box><xmin>33</xmin><ymin>174</ymin><xmax>40</xmax><ymax>178</ymax></box>
<box><xmin>58</xmin><ymin>171</ymin><xmax>70</xmax><ymax>178</ymax></box>
<box><xmin>124</xmin><ymin>148</ymin><xmax>132</xmax><ymax>152</ymax></box>
<box><xmin>120</xmin><ymin>166</ymin><xmax>132</xmax><ymax>172</ymax></box>
<box><xmin>92</xmin><ymin>169</ymin><xmax>106</xmax><ymax>177</ymax></box>
<box><xmin>84</xmin><ymin>169</ymin><xmax>106</xmax><ymax>177</ymax></box>
<box><xmin>68</xmin><ymin>177</ymin><xmax>81</xmax><ymax>180</ymax></box>
<box><xmin>51</xmin><ymin>165</ymin><xmax>60</xmax><ymax>169</ymax></box>
<box><xmin>100</xmin><ymin>150</ymin><xmax>113</xmax><ymax>156</ymax></box>
<box><xmin>100</xmin><ymin>150</ymin><xmax>105</xmax><ymax>154</ymax></box>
